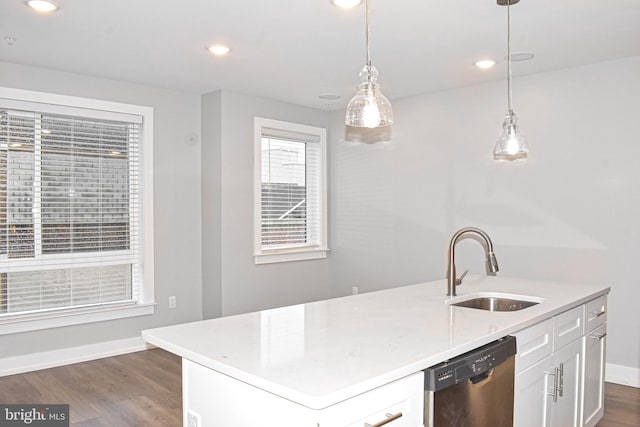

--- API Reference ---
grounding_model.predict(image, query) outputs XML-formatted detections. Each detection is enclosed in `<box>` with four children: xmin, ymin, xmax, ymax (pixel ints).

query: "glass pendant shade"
<box><xmin>493</xmin><ymin>0</ymin><xmax>528</xmax><ymax>161</ymax></box>
<box><xmin>345</xmin><ymin>65</ymin><xmax>393</xmax><ymax>128</ymax></box>
<box><xmin>345</xmin><ymin>0</ymin><xmax>393</xmax><ymax>128</ymax></box>
<box><xmin>494</xmin><ymin>111</ymin><xmax>529</xmax><ymax>161</ymax></box>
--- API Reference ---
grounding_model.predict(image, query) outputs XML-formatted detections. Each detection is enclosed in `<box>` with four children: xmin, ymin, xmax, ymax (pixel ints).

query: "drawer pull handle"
<box><xmin>364</xmin><ymin>412</ymin><xmax>403</xmax><ymax>427</ymax></box>
<box><xmin>590</xmin><ymin>332</ymin><xmax>607</xmax><ymax>341</ymax></box>
<box><xmin>589</xmin><ymin>310</ymin><xmax>606</xmax><ymax>320</ymax></box>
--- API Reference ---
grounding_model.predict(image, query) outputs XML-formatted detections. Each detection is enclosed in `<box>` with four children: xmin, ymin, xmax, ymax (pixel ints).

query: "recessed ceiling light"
<box><xmin>41</xmin><ymin>129</ymin><xmax>52</xmax><ymax>134</ymax></box>
<box><xmin>26</xmin><ymin>0</ymin><xmax>59</xmax><ymax>13</ymax></box>
<box><xmin>330</xmin><ymin>0</ymin><xmax>363</xmax><ymax>8</ymax></box>
<box><xmin>506</xmin><ymin>52</ymin><xmax>535</xmax><ymax>62</ymax></box>
<box><xmin>474</xmin><ymin>59</ymin><xmax>496</xmax><ymax>69</ymax></box>
<box><xmin>207</xmin><ymin>45</ymin><xmax>231</xmax><ymax>56</ymax></box>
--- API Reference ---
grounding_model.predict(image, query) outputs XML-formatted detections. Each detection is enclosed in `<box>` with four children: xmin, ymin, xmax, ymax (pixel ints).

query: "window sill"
<box><xmin>254</xmin><ymin>248</ymin><xmax>329</xmax><ymax>265</ymax></box>
<box><xmin>0</xmin><ymin>302</ymin><xmax>155</xmax><ymax>335</ymax></box>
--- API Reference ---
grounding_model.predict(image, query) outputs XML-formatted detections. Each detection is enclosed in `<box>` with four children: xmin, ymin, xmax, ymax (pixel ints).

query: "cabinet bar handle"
<box><xmin>589</xmin><ymin>310</ymin><xmax>606</xmax><ymax>320</ymax></box>
<box><xmin>590</xmin><ymin>332</ymin><xmax>607</xmax><ymax>341</ymax></box>
<box><xmin>558</xmin><ymin>363</ymin><xmax>564</xmax><ymax>397</ymax></box>
<box><xmin>364</xmin><ymin>412</ymin><xmax>403</xmax><ymax>427</ymax></box>
<box><xmin>548</xmin><ymin>370</ymin><xmax>559</xmax><ymax>403</ymax></box>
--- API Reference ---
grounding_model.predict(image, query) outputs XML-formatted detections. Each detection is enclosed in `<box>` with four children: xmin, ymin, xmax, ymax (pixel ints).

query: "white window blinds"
<box><xmin>0</xmin><ymin>103</ymin><xmax>142</xmax><ymax>317</ymax></box>
<box><xmin>254</xmin><ymin>118</ymin><xmax>327</xmax><ymax>264</ymax></box>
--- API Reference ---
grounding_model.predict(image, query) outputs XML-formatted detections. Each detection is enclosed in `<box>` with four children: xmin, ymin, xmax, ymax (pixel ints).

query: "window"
<box><xmin>0</xmin><ymin>87</ymin><xmax>154</xmax><ymax>334</ymax></box>
<box><xmin>254</xmin><ymin>118</ymin><xmax>327</xmax><ymax>264</ymax></box>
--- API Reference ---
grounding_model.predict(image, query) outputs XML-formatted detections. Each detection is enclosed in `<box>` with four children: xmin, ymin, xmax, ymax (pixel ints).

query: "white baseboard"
<box><xmin>606</xmin><ymin>363</ymin><xmax>640</xmax><ymax>388</ymax></box>
<box><xmin>0</xmin><ymin>336</ymin><xmax>155</xmax><ymax>377</ymax></box>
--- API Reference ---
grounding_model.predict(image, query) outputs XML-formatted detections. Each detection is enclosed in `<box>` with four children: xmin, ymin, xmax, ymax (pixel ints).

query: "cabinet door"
<box><xmin>514</xmin><ymin>355</ymin><xmax>554</xmax><ymax>427</ymax></box>
<box><xmin>582</xmin><ymin>324</ymin><xmax>606</xmax><ymax>427</ymax></box>
<box><xmin>549</xmin><ymin>339</ymin><xmax>583</xmax><ymax>427</ymax></box>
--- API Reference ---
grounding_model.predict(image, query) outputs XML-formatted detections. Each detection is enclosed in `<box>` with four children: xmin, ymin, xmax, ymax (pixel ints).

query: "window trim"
<box><xmin>0</xmin><ymin>86</ymin><xmax>154</xmax><ymax>334</ymax></box>
<box><xmin>254</xmin><ymin>117</ymin><xmax>328</xmax><ymax>264</ymax></box>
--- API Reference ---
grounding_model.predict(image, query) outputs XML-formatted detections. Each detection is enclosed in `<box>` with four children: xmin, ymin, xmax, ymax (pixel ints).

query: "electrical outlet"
<box><xmin>169</xmin><ymin>296</ymin><xmax>177</xmax><ymax>309</ymax></box>
<box><xmin>352</xmin><ymin>286</ymin><xmax>359</xmax><ymax>295</ymax></box>
<box><xmin>187</xmin><ymin>411</ymin><xmax>201</xmax><ymax>427</ymax></box>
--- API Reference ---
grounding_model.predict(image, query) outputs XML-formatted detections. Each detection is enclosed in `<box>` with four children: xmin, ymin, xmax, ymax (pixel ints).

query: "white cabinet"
<box><xmin>182</xmin><ymin>358</ymin><xmax>424</xmax><ymax>427</ymax></box>
<box><xmin>514</xmin><ymin>337</ymin><xmax>583</xmax><ymax>427</ymax></box>
<box><xmin>584</xmin><ymin>295</ymin><xmax>607</xmax><ymax>333</ymax></box>
<box><xmin>582</xmin><ymin>295</ymin><xmax>607</xmax><ymax>427</ymax></box>
<box><xmin>319</xmin><ymin>372</ymin><xmax>424</xmax><ymax>427</ymax></box>
<box><xmin>514</xmin><ymin>355</ymin><xmax>554</xmax><ymax>427</ymax></box>
<box><xmin>552</xmin><ymin>306</ymin><xmax>584</xmax><ymax>350</ymax></box>
<box><xmin>514</xmin><ymin>319</ymin><xmax>553</xmax><ymax>374</ymax></box>
<box><xmin>582</xmin><ymin>324</ymin><xmax>606</xmax><ymax>427</ymax></box>
<box><xmin>548</xmin><ymin>338</ymin><xmax>583</xmax><ymax>427</ymax></box>
<box><xmin>514</xmin><ymin>318</ymin><xmax>554</xmax><ymax>427</ymax></box>
<box><xmin>514</xmin><ymin>295</ymin><xmax>607</xmax><ymax>427</ymax></box>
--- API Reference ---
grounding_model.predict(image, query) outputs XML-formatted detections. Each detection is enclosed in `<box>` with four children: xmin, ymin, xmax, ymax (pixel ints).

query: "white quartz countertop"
<box><xmin>142</xmin><ymin>276</ymin><xmax>609</xmax><ymax>410</ymax></box>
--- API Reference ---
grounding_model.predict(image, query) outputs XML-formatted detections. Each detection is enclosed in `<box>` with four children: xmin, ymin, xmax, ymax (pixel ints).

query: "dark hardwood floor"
<box><xmin>598</xmin><ymin>382</ymin><xmax>640</xmax><ymax>427</ymax></box>
<box><xmin>0</xmin><ymin>348</ymin><xmax>637</xmax><ymax>426</ymax></box>
<box><xmin>0</xmin><ymin>349</ymin><xmax>181</xmax><ymax>426</ymax></box>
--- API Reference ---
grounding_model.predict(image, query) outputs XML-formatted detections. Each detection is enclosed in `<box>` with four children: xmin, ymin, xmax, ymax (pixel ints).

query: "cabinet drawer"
<box><xmin>514</xmin><ymin>319</ymin><xmax>554</xmax><ymax>374</ymax></box>
<box><xmin>343</xmin><ymin>399</ymin><xmax>411</xmax><ymax>427</ymax></box>
<box><xmin>584</xmin><ymin>296</ymin><xmax>607</xmax><ymax>334</ymax></box>
<box><xmin>320</xmin><ymin>371</ymin><xmax>424</xmax><ymax>427</ymax></box>
<box><xmin>553</xmin><ymin>305</ymin><xmax>584</xmax><ymax>351</ymax></box>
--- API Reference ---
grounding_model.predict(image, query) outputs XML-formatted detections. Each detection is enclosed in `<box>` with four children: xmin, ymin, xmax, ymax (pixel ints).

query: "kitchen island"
<box><xmin>142</xmin><ymin>276</ymin><xmax>609</xmax><ymax>426</ymax></box>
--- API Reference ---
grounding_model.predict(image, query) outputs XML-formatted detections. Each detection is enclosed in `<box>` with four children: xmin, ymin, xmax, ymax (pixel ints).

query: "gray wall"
<box><xmin>327</xmin><ymin>56</ymin><xmax>640</xmax><ymax>371</ymax></box>
<box><xmin>0</xmin><ymin>61</ymin><xmax>203</xmax><ymax>357</ymax></box>
<box><xmin>201</xmin><ymin>91</ymin><xmax>222</xmax><ymax>319</ymax></box>
<box><xmin>3</xmin><ymin>55</ymin><xmax>637</xmax><ymax>375</ymax></box>
<box><xmin>201</xmin><ymin>90</ymin><xmax>330</xmax><ymax>317</ymax></box>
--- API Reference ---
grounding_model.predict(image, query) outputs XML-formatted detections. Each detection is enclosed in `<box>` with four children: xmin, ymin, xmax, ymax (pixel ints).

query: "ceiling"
<box><xmin>1</xmin><ymin>0</ymin><xmax>639</xmax><ymax>110</ymax></box>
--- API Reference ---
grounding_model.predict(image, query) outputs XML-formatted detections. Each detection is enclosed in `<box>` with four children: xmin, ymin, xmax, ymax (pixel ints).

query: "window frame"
<box><xmin>0</xmin><ymin>86</ymin><xmax>154</xmax><ymax>335</ymax></box>
<box><xmin>253</xmin><ymin>117</ymin><xmax>328</xmax><ymax>264</ymax></box>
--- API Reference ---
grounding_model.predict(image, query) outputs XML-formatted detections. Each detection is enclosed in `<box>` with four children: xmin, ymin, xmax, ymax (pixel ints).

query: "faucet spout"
<box><xmin>447</xmin><ymin>227</ymin><xmax>499</xmax><ymax>297</ymax></box>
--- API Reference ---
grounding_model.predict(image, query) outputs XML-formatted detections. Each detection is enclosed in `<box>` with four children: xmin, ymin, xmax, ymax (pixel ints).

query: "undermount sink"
<box><xmin>446</xmin><ymin>293</ymin><xmax>543</xmax><ymax>312</ymax></box>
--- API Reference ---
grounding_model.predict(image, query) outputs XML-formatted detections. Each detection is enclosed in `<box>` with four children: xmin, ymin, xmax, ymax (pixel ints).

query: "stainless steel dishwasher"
<box><xmin>423</xmin><ymin>336</ymin><xmax>516</xmax><ymax>427</ymax></box>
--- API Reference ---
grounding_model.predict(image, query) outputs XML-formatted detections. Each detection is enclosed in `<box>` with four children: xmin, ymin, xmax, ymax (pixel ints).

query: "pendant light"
<box><xmin>345</xmin><ymin>0</ymin><xmax>393</xmax><ymax>128</ymax></box>
<box><xmin>494</xmin><ymin>0</ymin><xmax>529</xmax><ymax>161</ymax></box>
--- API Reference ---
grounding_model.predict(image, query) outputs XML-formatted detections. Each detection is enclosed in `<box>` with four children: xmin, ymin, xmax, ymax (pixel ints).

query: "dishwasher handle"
<box><xmin>469</xmin><ymin>368</ymin><xmax>495</xmax><ymax>384</ymax></box>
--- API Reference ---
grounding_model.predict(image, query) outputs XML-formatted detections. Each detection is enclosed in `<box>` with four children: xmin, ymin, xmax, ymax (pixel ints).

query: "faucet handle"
<box><xmin>456</xmin><ymin>269</ymin><xmax>469</xmax><ymax>286</ymax></box>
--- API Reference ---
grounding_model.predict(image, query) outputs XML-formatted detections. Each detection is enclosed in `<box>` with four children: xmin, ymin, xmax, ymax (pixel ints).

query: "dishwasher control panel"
<box><xmin>424</xmin><ymin>336</ymin><xmax>516</xmax><ymax>391</ymax></box>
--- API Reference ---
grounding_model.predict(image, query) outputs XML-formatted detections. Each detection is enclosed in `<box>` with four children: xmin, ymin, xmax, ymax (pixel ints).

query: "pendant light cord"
<box><xmin>507</xmin><ymin>0</ymin><xmax>513</xmax><ymax>115</ymax></box>
<box><xmin>366</xmin><ymin>0</ymin><xmax>371</xmax><ymax>67</ymax></box>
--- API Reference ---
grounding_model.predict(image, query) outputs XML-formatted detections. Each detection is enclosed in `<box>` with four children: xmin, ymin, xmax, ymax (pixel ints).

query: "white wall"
<box><xmin>0</xmin><ymin>61</ymin><xmax>203</xmax><ymax>357</ymax></box>
<box><xmin>201</xmin><ymin>90</ymin><xmax>330</xmax><ymax>317</ymax></box>
<box><xmin>328</xmin><ymin>57</ymin><xmax>640</xmax><ymax>372</ymax></box>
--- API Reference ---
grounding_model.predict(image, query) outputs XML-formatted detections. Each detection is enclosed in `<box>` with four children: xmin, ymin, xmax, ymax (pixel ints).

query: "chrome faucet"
<box><xmin>447</xmin><ymin>227</ymin><xmax>499</xmax><ymax>296</ymax></box>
